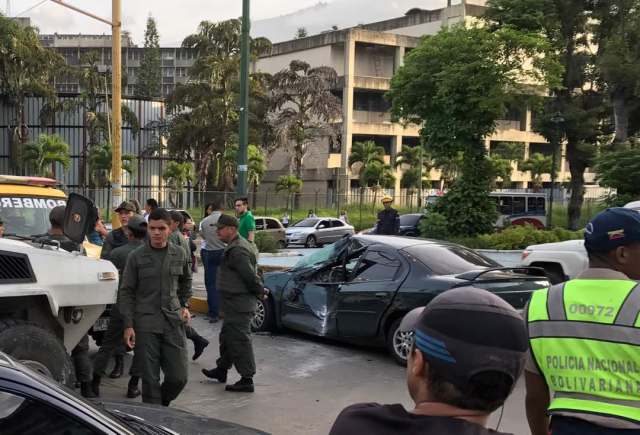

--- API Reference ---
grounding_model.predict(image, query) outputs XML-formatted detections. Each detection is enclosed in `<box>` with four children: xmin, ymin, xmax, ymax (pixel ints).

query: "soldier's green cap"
<box><xmin>216</xmin><ymin>214</ymin><xmax>239</xmax><ymax>229</ymax></box>
<box><xmin>125</xmin><ymin>215</ymin><xmax>147</xmax><ymax>233</ymax></box>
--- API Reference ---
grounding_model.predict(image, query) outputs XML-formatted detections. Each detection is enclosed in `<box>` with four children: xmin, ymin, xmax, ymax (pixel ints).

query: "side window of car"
<box><xmin>318</xmin><ymin>220</ymin><xmax>331</xmax><ymax>229</ymax></box>
<box><xmin>331</xmin><ymin>220</ymin><xmax>344</xmax><ymax>228</ymax></box>
<box><xmin>351</xmin><ymin>250</ymin><xmax>401</xmax><ymax>282</ymax></box>
<box><xmin>0</xmin><ymin>390</ymin><xmax>98</xmax><ymax>434</ymax></box>
<box><xmin>266</xmin><ymin>219</ymin><xmax>281</xmax><ymax>230</ymax></box>
<box><xmin>255</xmin><ymin>219</ymin><xmax>265</xmax><ymax>231</ymax></box>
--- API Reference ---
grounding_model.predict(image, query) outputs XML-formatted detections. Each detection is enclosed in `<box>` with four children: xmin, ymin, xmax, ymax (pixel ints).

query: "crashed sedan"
<box><xmin>254</xmin><ymin>235</ymin><xmax>549</xmax><ymax>365</ymax></box>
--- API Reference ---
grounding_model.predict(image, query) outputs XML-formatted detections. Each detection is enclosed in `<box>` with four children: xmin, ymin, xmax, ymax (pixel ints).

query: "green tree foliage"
<box><xmin>270</xmin><ymin>60</ymin><xmax>342</xmax><ymax>182</ymax></box>
<box><xmin>135</xmin><ymin>16</ymin><xmax>162</xmax><ymax>99</ymax></box>
<box><xmin>486</xmin><ymin>0</ymin><xmax>606</xmax><ymax>230</ymax></box>
<box><xmin>349</xmin><ymin>140</ymin><xmax>386</xmax><ymax>205</ymax></box>
<box><xmin>0</xmin><ymin>15</ymin><xmax>63</xmax><ymax>169</ymax></box>
<box><xmin>594</xmin><ymin>140</ymin><xmax>640</xmax><ymax>205</ymax></box>
<box><xmin>22</xmin><ymin>134</ymin><xmax>71</xmax><ymax>178</ymax></box>
<box><xmin>395</xmin><ymin>144</ymin><xmax>432</xmax><ymax>205</ymax></box>
<box><xmin>520</xmin><ymin>152</ymin><xmax>553</xmax><ymax>190</ymax></box>
<box><xmin>248</xmin><ymin>144</ymin><xmax>267</xmax><ymax>209</ymax></box>
<box><xmin>88</xmin><ymin>143</ymin><xmax>135</xmax><ymax>188</ymax></box>
<box><xmin>168</xmin><ymin>19</ymin><xmax>272</xmax><ymax>190</ymax></box>
<box><xmin>388</xmin><ymin>25</ymin><xmax>552</xmax><ymax>236</ymax></box>
<box><xmin>275</xmin><ymin>175</ymin><xmax>303</xmax><ymax>214</ymax></box>
<box><xmin>163</xmin><ymin>161</ymin><xmax>195</xmax><ymax>207</ymax></box>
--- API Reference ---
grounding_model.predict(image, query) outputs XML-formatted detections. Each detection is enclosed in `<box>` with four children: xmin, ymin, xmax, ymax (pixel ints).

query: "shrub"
<box><xmin>468</xmin><ymin>224</ymin><xmax>583</xmax><ymax>250</ymax></box>
<box><xmin>255</xmin><ymin>231</ymin><xmax>279</xmax><ymax>253</ymax></box>
<box><xmin>419</xmin><ymin>212</ymin><xmax>450</xmax><ymax>240</ymax></box>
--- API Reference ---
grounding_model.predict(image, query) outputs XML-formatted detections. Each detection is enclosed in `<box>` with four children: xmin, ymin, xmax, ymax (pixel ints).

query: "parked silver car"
<box><xmin>285</xmin><ymin>217</ymin><xmax>355</xmax><ymax>248</ymax></box>
<box><xmin>254</xmin><ymin>216</ymin><xmax>287</xmax><ymax>248</ymax></box>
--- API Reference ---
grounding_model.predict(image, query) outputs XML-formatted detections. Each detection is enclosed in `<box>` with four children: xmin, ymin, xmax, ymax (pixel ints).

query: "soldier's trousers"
<box><xmin>93</xmin><ymin>308</ymin><xmax>142</xmax><ymax>378</ymax></box>
<box><xmin>216</xmin><ymin>312</ymin><xmax>256</xmax><ymax>378</ymax></box>
<box><xmin>136</xmin><ymin>321</ymin><xmax>188</xmax><ymax>406</ymax></box>
<box><xmin>71</xmin><ymin>334</ymin><xmax>91</xmax><ymax>382</ymax></box>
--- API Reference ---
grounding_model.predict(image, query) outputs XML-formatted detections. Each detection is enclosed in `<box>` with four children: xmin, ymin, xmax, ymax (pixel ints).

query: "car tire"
<box><xmin>0</xmin><ymin>319</ymin><xmax>74</xmax><ymax>387</ymax></box>
<box><xmin>305</xmin><ymin>235</ymin><xmax>317</xmax><ymax>248</ymax></box>
<box><xmin>386</xmin><ymin>317</ymin><xmax>413</xmax><ymax>366</ymax></box>
<box><xmin>251</xmin><ymin>297</ymin><xmax>275</xmax><ymax>332</ymax></box>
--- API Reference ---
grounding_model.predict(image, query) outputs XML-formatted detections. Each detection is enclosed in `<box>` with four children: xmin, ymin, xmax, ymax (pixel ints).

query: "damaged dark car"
<box><xmin>254</xmin><ymin>235</ymin><xmax>550</xmax><ymax>365</ymax></box>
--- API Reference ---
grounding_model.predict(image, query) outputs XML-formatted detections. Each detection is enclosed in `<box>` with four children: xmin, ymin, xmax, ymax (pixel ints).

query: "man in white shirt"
<box><xmin>199</xmin><ymin>200</ymin><xmax>226</xmax><ymax>323</ymax></box>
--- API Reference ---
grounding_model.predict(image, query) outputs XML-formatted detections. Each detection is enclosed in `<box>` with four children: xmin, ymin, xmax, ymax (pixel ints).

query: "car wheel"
<box><xmin>251</xmin><ymin>297</ymin><xmax>275</xmax><ymax>332</ymax></box>
<box><xmin>0</xmin><ymin>319</ymin><xmax>74</xmax><ymax>386</ymax></box>
<box><xmin>386</xmin><ymin>317</ymin><xmax>414</xmax><ymax>366</ymax></box>
<box><xmin>305</xmin><ymin>235</ymin><xmax>317</xmax><ymax>248</ymax></box>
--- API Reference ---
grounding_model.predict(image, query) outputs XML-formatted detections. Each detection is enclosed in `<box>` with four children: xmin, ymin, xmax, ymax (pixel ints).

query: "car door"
<box><xmin>335</xmin><ymin>247</ymin><xmax>408</xmax><ymax>337</ymax></box>
<box><xmin>255</xmin><ymin>218</ymin><xmax>265</xmax><ymax>232</ymax></box>
<box><xmin>315</xmin><ymin>219</ymin><xmax>332</xmax><ymax>244</ymax></box>
<box><xmin>265</xmin><ymin>218</ymin><xmax>285</xmax><ymax>243</ymax></box>
<box><xmin>330</xmin><ymin>219</ymin><xmax>347</xmax><ymax>242</ymax></box>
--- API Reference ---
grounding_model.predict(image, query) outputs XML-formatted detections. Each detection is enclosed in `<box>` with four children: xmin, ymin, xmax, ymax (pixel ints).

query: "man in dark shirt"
<box><xmin>101</xmin><ymin>201</ymin><xmax>136</xmax><ymax>260</ymax></box>
<box><xmin>329</xmin><ymin>287</ymin><xmax>528</xmax><ymax>435</ymax></box>
<box><xmin>376</xmin><ymin>196</ymin><xmax>400</xmax><ymax>235</ymax></box>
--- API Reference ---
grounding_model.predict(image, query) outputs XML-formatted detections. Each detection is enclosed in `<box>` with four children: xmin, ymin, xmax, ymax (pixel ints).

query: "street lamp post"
<box><xmin>236</xmin><ymin>0</ymin><xmax>251</xmax><ymax>197</ymax></box>
<box><xmin>548</xmin><ymin>112</ymin><xmax>564</xmax><ymax>228</ymax></box>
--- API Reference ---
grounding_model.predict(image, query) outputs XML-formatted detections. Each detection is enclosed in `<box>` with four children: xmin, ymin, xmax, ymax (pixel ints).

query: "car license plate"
<box><xmin>93</xmin><ymin>318</ymin><xmax>109</xmax><ymax>331</ymax></box>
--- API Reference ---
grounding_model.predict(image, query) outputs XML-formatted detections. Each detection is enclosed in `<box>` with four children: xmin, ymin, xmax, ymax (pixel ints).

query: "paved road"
<box><xmin>93</xmin><ymin>316</ymin><xmax>530</xmax><ymax>435</ymax></box>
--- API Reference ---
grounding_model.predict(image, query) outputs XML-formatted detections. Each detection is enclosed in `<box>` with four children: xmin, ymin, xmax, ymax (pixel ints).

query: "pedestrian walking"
<box><xmin>202</xmin><ymin>214</ymin><xmax>267</xmax><ymax>393</ymax></box>
<box><xmin>234</xmin><ymin>197</ymin><xmax>256</xmax><ymax>242</ymax></box>
<box><xmin>525</xmin><ymin>207</ymin><xmax>640</xmax><ymax>435</ymax></box>
<box><xmin>281</xmin><ymin>212</ymin><xmax>289</xmax><ymax>228</ymax></box>
<box><xmin>101</xmin><ymin>201</ymin><xmax>136</xmax><ymax>260</ymax></box>
<box><xmin>307</xmin><ymin>209</ymin><xmax>317</xmax><ymax>218</ymax></box>
<box><xmin>199</xmin><ymin>201</ymin><xmax>225</xmax><ymax>323</ymax></box>
<box><xmin>330</xmin><ymin>287</ymin><xmax>528</xmax><ymax>435</ymax></box>
<box><xmin>169</xmin><ymin>211</ymin><xmax>209</xmax><ymax>360</ymax></box>
<box><xmin>119</xmin><ymin>208</ymin><xmax>193</xmax><ymax>406</ymax></box>
<box><xmin>339</xmin><ymin>210</ymin><xmax>349</xmax><ymax>224</ymax></box>
<box><xmin>375</xmin><ymin>196</ymin><xmax>399</xmax><ymax>235</ymax></box>
<box><xmin>92</xmin><ymin>215</ymin><xmax>147</xmax><ymax>399</ymax></box>
<box><xmin>143</xmin><ymin>198</ymin><xmax>158</xmax><ymax>222</ymax></box>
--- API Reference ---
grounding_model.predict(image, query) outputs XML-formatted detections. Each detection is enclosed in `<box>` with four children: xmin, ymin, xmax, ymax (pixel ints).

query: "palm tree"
<box><xmin>248</xmin><ymin>144</ymin><xmax>267</xmax><ymax>209</ymax></box>
<box><xmin>520</xmin><ymin>153</ymin><xmax>553</xmax><ymax>191</ymax></box>
<box><xmin>275</xmin><ymin>175</ymin><xmax>303</xmax><ymax>216</ymax></box>
<box><xmin>395</xmin><ymin>145</ymin><xmax>432</xmax><ymax>209</ymax></box>
<box><xmin>349</xmin><ymin>141</ymin><xmax>386</xmax><ymax>205</ymax></box>
<box><xmin>163</xmin><ymin>161</ymin><xmax>195</xmax><ymax>207</ymax></box>
<box><xmin>88</xmin><ymin>143</ymin><xmax>135</xmax><ymax>188</ymax></box>
<box><xmin>221</xmin><ymin>144</ymin><xmax>238</xmax><ymax>192</ymax></box>
<box><xmin>361</xmin><ymin>162</ymin><xmax>396</xmax><ymax>211</ymax></box>
<box><xmin>22</xmin><ymin>134</ymin><xmax>71</xmax><ymax>178</ymax></box>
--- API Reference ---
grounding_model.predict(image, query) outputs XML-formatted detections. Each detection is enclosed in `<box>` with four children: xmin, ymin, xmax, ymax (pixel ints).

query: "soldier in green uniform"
<box><xmin>91</xmin><ymin>215</ymin><xmax>147</xmax><ymax>399</ymax></box>
<box><xmin>119</xmin><ymin>208</ymin><xmax>192</xmax><ymax>406</ymax></box>
<box><xmin>202</xmin><ymin>214</ymin><xmax>267</xmax><ymax>393</ymax></box>
<box><xmin>169</xmin><ymin>210</ymin><xmax>209</xmax><ymax>360</ymax></box>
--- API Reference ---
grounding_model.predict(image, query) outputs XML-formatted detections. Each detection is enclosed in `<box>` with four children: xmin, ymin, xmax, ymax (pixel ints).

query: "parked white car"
<box><xmin>520</xmin><ymin>201</ymin><xmax>640</xmax><ymax>283</ymax></box>
<box><xmin>285</xmin><ymin>217</ymin><xmax>355</xmax><ymax>248</ymax></box>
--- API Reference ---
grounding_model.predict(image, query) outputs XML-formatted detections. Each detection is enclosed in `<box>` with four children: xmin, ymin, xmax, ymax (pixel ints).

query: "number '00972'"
<box><xmin>568</xmin><ymin>304</ymin><xmax>614</xmax><ymax>317</ymax></box>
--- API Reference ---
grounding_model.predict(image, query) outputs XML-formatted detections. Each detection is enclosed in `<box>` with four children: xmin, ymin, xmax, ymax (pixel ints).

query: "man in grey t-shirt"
<box><xmin>199</xmin><ymin>200</ymin><xmax>226</xmax><ymax>322</ymax></box>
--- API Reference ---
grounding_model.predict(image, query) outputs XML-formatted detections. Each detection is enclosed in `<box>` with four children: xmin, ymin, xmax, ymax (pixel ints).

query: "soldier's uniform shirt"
<box><xmin>101</xmin><ymin>228</ymin><xmax>128</xmax><ymax>260</ymax></box>
<box><xmin>376</xmin><ymin>208</ymin><xmax>400</xmax><ymax>235</ymax></box>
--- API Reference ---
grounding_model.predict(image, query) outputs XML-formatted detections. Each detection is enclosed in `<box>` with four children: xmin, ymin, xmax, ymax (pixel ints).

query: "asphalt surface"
<box><xmin>90</xmin><ymin>266</ymin><xmax>531</xmax><ymax>435</ymax></box>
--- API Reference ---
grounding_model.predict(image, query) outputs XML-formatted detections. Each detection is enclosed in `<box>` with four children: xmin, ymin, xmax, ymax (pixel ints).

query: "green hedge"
<box><xmin>255</xmin><ymin>232</ymin><xmax>279</xmax><ymax>253</ymax></box>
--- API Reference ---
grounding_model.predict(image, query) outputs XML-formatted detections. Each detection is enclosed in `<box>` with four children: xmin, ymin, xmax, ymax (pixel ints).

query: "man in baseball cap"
<box><xmin>330</xmin><ymin>287</ymin><xmax>528</xmax><ymax>435</ymax></box>
<box><xmin>101</xmin><ymin>201</ymin><xmax>136</xmax><ymax>261</ymax></box>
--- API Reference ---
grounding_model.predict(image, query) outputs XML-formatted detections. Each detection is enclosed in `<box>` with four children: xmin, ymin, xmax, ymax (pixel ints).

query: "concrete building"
<box><xmin>254</xmin><ymin>1</ymin><xmax>596</xmax><ymax>203</ymax></box>
<box><xmin>39</xmin><ymin>33</ymin><xmax>196</xmax><ymax>98</ymax></box>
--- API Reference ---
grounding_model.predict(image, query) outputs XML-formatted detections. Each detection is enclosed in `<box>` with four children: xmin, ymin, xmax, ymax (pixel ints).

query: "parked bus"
<box><xmin>490</xmin><ymin>192</ymin><xmax>547</xmax><ymax>229</ymax></box>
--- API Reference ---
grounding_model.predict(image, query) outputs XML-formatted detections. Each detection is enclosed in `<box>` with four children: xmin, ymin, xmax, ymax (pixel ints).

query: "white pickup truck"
<box><xmin>519</xmin><ymin>200</ymin><xmax>640</xmax><ymax>283</ymax></box>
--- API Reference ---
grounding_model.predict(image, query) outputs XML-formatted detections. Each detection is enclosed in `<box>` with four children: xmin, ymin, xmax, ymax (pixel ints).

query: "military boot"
<box><xmin>126</xmin><ymin>376</ymin><xmax>141</xmax><ymax>398</ymax></box>
<box><xmin>201</xmin><ymin>367</ymin><xmax>227</xmax><ymax>383</ymax></box>
<box><xmin>109</xmin><ymin>355</ymin><xmax>124</xmax><ymax>379</ymax></box>
<box><xmin>81</xmin><ymin>382</ymin><xmax>98</xmax><ymax>398</ymax></box>
<box><xmin>91</xmin><ymin>375</ymin><xmax>101</xmax><ymax>397</ymax></box>
<box><xmin>192</xmin><ymin>335</ymin><xmax>209</xmax><ymax>361</ymax></box>
<box><xmin>225</xmin><ymin>377</ymin><xmax>254</xmax><ymax>393</ymax></box>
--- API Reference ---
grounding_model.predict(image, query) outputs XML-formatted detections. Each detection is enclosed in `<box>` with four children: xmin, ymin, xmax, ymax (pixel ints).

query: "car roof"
<box><xmin>354</xmin><ymin>234</ymin><xmax>454</xmax><ymax>249</ymax></box>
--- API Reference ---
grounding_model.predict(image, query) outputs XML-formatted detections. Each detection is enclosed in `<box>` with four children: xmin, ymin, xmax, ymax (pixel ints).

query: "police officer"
<box><xmin>119</xmin><ymin>208</ymin><xmax>192</xmax><ymax>406</ymax></box>
<box><xmin>375</xmin><ymin>196</ymin><xmax>399</xmax><ymax>235</ymax></box>
<box><xmin>525</xmin><ymin>207</ymin><xmax>640</xmax><ymax>435</ymax></box>
<box><xmin>202</xmin><ymin>214</ymin><xmax>266</xmax><ymax>393</ymax></box>
<box><xmin>92</xmin><ymin>215</ymin><xmax>147</xmax><ymax>399</ymax></box>
<box><xmin>101</xmin><ymin>201</ymin><xmax>136</xmax><ymax>260</ymax></box>
<box><xmin>169</xmin><ymin>210</ymin><xmax>209</xmax><ymax>360</ymax></box>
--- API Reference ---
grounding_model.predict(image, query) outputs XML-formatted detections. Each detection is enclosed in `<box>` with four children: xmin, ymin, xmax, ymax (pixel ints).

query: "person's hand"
<box><xmin>180</xmin><ymin>307</ymin><xmax>191</xmax><ymax>324</ymax></box>
<box><xmin>262</xmin><ymin>288</ymin><xmax>270</xmax><ymax>301</ymax></box>
<box><xmin>124</xmin><ymin>327</ymin><xmax>135</xmax><ymax>349</ymax></box>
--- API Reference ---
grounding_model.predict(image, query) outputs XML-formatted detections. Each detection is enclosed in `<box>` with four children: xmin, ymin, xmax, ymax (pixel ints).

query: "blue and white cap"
<box><xmin>584</xmin><ymin>207</ymin><xmax>640</xmax><ymax>253</ymax></box>
<box><xmin>399</xmin><ymin>287</ymin><xmax>528</xmax><ymax>390</ymax></box>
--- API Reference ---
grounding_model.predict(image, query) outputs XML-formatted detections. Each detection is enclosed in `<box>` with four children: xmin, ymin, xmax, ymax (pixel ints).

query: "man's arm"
<box><xmin>393</xmin><ymin>211</ymin><xmax>400</xmax><ymax>234</ymax></box>
<box><xmin>177</xmin><ymin>251</ymin><xmax>193</xmax><ymax>307</ymax></box>
<box><xmin>525</xmin><ymin>370</ymin><xmax>551</xmax><ymax>435</ymax></box>
<box><xmin>100</xmin><ymin>233</ymin><xmax>114</xmax><ymax>259</ymax></box>
<box><xmin>118</xmin><ymin>255</ymin><xmax>138</xmax><ymax>329</ymax></box>
<box><xmin>246</xmin><ymin>215</ymin><xmax>256</xmax><ymax>242</ymax></box>
<box><xmin>229</xmin><ymin>248</ymin><xmax>263</xmax><ymax>297</ymax></box>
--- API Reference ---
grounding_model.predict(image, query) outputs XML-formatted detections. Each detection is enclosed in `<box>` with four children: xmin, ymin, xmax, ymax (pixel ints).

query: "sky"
<box><xmin>12</xmin><ymin>0</ymin><xmax>325</xmax><ymax>46</ymax></box>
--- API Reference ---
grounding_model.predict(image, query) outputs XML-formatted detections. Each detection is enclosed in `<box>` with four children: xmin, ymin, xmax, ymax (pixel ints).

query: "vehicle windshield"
<box><xmin>403</xmin><ymin>244</ymin><xmax>499</xmax><ymax>275</ymax></box>
<box><xmin>293</xmin><ymin>237</ymin><xmax>349</xmax><ymax>269</ymax></box>
<box><xmin>292</xmin><ymin>218</ymin><xmax>319</xmax><ymax>228</ymax></box>
<box><xmin>0</xmin><ymin>196</ymin><xmax>66</xmax><ymax>237</ymax></box>
<box><xmin>399</xmin><ymin>214</ymin><xmax>421</xmax><ymax>226</ymax></box>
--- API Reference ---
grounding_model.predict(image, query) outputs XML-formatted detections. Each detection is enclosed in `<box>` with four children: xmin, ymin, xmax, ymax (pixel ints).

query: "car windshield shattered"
<box><xmin>293</xmin><ymin>237</ymin><xmax>349</xmax><ymax>270</ymax></box>
<box><xmin>292</xmin><ymin>218</ymin><xmax>319</xmax><ymax>228</ymax></box>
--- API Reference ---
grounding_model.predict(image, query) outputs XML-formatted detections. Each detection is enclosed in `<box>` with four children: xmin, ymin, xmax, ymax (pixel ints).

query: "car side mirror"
<box><xmin>64</xmin><ymin>193</ymin><xmax>98</xmax><ymax>244</ymax></box>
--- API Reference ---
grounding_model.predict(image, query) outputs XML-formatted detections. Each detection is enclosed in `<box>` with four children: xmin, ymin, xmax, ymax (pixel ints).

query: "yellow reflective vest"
<box><xmin>527</xmin><ymin>279</ymin><xmax>640</xmax><ymax>424</ymax></box>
